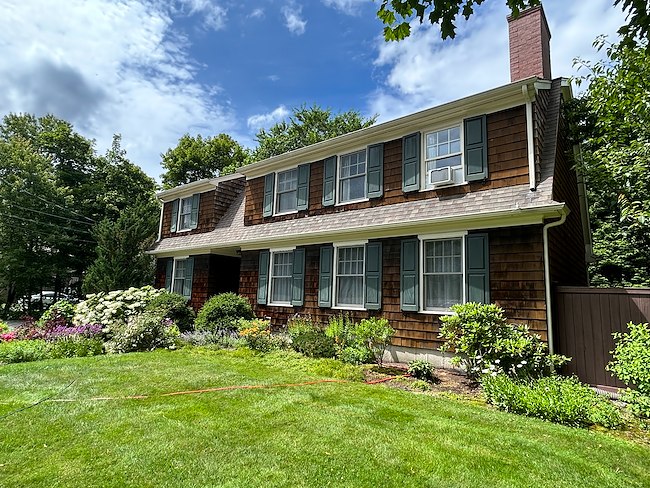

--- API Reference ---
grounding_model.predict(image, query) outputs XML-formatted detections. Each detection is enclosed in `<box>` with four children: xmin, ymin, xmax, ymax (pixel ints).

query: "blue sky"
<box><xmin>0</xmin><ymin>0</ymin><xmax>627</xmax><ymax>181</ymax></box>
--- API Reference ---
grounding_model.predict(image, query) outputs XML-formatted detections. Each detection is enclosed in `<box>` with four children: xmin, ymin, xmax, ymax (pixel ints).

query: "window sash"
<box><xmin>423</xmin><ymin>238</ymin><xmax>463</xmax><ymax>310</ymax></box>
<box><xmin>275</xmin><ymin>169</ymin><xmax>298</xmax><ymax>213</ymax></box>
<box><xmin>178</xmin><ymin>197</ymin><xmax>193</xmax><ymax>230</ymax></box>
<box><xmin>339</xmin><ymin>150</ymin><xmax>367</xmax><ymax>203</ymax></box>
<box><xmin>172</xmin><ymin>259</ymin><xmax>186</xmax><ymax>295</ymax></box>
<box><xmin>424</xmin><ymin>126</ymin><xmax>462</xmax><ymax>185</ymax></box>
<box><xmin>270</xmin><ymin>251</ymin><xmax>293</xmax><ymax>304</ymax></box>
<box><xmin>335</xmin><ymin>246</ymin><xmax>364</xmax><ymax>307</ymax></box>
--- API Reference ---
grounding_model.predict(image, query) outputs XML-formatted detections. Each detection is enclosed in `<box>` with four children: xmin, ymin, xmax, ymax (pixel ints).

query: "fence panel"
<box><xmin>555</xmin><ymin>287</ymin><xmax>650</xmax><ymax>388</ymax></box>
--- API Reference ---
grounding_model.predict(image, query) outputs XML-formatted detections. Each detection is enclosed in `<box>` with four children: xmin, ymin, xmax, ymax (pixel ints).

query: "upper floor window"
<box><xmin>423</xmin><ymin>238</ymin><xmax>463</xmax><ymax>310</ymax></box>
<box><xmin>275</xmin><ymin>169</ymin><xmax>298</xmax><ymax>214</ymax></box>
<box><xmin>170</xmin><ymin>194</ymin><xmax>200</xmax><ymax>232</ymax></box>
<box><xmin>424</xmin><ymin>125</ymin><xmax>462</xmax><ymax>188</ymax></box>
<box><xmin>178</xmin><ymin>196</ymin><xmax>194</xmax><ymax>231</ymax></box>
<box><xmin>270</xmin><ymin>251</ymin><xmax>294</xmax><ymax>305</ymax></box>
<box><xmin>335</xmin><ymin>245</ymin><xmax>365</xmax><ymax>308</ymax></box>
<box><xmin>338</xmin><ymin>150</ymin><xmax>366</xmax><ymax>203</ymax></box>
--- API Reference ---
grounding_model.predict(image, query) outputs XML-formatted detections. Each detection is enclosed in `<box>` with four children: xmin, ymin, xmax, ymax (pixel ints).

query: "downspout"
<box><xmin>542</xmin><ymin>210</ymin><xmax>567</xmax><ymax>355</ymax></box>
<box><xmin>156</xmin><ymin>200</ymin><xmax>164</xmax><ymax>242</ymax></box>
<box><xmin>522</xmin><ymin>84</ymin><xmax>536</xmax><ymax>191</ymax></box>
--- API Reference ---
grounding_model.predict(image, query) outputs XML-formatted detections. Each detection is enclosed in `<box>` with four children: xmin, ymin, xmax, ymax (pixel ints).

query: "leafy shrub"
<box><xmin>607</xmin><ymin>322</ymin><xmax>650</xmax><ymax>419</ymax></box>
<box><xmin>408</xmin><ymin>359</ymin><xmax>438</xmax><ymax>383</ymax></box>
<box><xmin>145</xmin><ymin>292</ymin><xmax>196</xmax><ymax>332</ymax></box>
<box><xmin>105</xmin><ymin>313</ymin><xmax>180</xmax><ymax>354</ymax></box>
<box><xmin>439</xmin><ymin>303</ymin><xmax>569</xmax><ymax>380</ymax></box>
<box><xmin>0</xmin><ymin>321</ymin><xmax>9</xmax><ymax>334</ymax></box>
<box><xmin>179</xmin><ymin>330</ymin><xmax>244</xmax><ymax>349</ymax></box>
<box><xmin>0</xmin><ymin>339</ymin><xmax>49</xmax><ymax>364</ymax></box>
<box><xmin>238</xmin><ymin>318</ymin><xmax>288</xmax><ymax>353</ymax></box>
<box><xmin>73</xmin><ymin>286</ymin><xmax>164</xmax><ymax>327</ymax></box>
<box><xmin>194</xmin><ymin>293</ymin><xmax>254</xmax><ymax>332</ymax></box>
<box><xmin>47</xmin><ymin>337</ymin><xmax>104</xmax><ymax>358</ymax></box>
<box><xmin>356</xmin><ymin>317</ymin><xmax>394</xmax><ymax>366</ymax></box>
<box><xmin>325</xmin><ymin>314</ymin><xmax>394</xmax><ymax>365</ymax></box>
<box><xmin>287</xmin><ymin>315</ymin><xmax>336</xmax><ymax>358</ymax></box>
<box><xmin>482</xmin><ymin>374</ymin><xmax>622</xmax><ymax>429</ymax></box>
<box><xmin>39</xmin><ymin>300</ymin><xmax>76</xmax><ymax>325</ymax></box>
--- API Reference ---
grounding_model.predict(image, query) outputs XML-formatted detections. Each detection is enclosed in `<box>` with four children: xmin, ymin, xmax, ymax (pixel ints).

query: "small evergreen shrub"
<box><xmin>287</xmin><ymin>315</ymin><xmax>336</xmax><ymax>358</ymax></box>
<box><xmin>194</xmin><ymin>293</ymin><xmax>254</xmax><ymax>332</ymax></box>
<box><xmin>482</xmin><ymin>374</ymin><xmax>622</xmax><ymax>429</ymax></box>
<box><xmin>607</xmin><ymin>322</ymin><xmax>650</xmax><ymax>419</ymax></box>
<box><xmin>439</xmin><ymin>303</ymin><xmax>569</xmax><ymax>380</ymax></box>
<box><xmin>105</xmin><ymin>313</ymin><xmax>180</xmax><ymax>354</ymax></box>
<box><xmin>145</xmin><ymin>292</ymin><xmax>196</xmax><ymax>332</ymax></box>
<box><xmin>0</xmin><ymin>339</ymin><xmax>49</xmax><ymax>364</ymax></box>
<box><xmin>408</xmin><ymin>359</ymin><xmax>438</xmax><ymax>383</ymax></box>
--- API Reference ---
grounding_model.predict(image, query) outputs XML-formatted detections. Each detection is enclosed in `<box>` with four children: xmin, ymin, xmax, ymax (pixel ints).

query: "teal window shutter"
<box><xmin>318</xmin><ymin>245</ymin><xmax>334</xmax><ymax>307</ymax></box>
<box><xmin>465</xmin><ymin>233</ymin><xmax>490</xmax><ymax>303</ymax></box>
<box><xmin>170</xmin><ymin>199</ymin><xmax>179</xmax><ymax>232</ymax></box>
<box><xmin>183</xmin><ymin>257</ymin><xmax>194</xmax><ymax>299</ymax></box>
<box><xmin>257</xmin><ymin>250</ymin><xmax>270</xmax><ymax>304</ymax></box>
<box><xmin>291</xmin><ymin>248</ymin><xmax>306</xmax><ymax>306</ymax></box>
<box><xmin>402</xmin><ymin>132</ymin><xmax>421</xmax><ymax>192</ymax></box>
<box><xmin>322</xmin><ymin>156</ymin><xmax>337</xmax><ymax>207</ymax></box>
<box><xmin>263</xmin><ymin>173</ymin><xmax>275</xmax><ymax>217</ymax></box>
<box><xmin>367</xmin><ymin>143</ymin><xmax>384</xmax><ymax>198</ymax></box>
<box><xmin>464</xmin><ymin>115</ymin><xmax>488</xmax><ymax>181</ymax></box>
<box><xmin>164</xmin><ymin>259</ymin><xmax>173</xmax><ymax>291</ymax></box>
<box><xmin>364</xmin><ymin>242</ymin><xmax>382</xmax><ymax>310</ymax></box>
<box><xmin>400</xmin><ymin>238</ymin><xmax>419</xmax><ymax>311</ymax></box>
<box><xmin>296</xmin><ymin>164</ymin><xmax>310</xmax><ymax>211</ymax></box>
<box><xmin>190</xmin><ymin>194</ymin><xmax>200</xmax><ymax>229</ymax></box>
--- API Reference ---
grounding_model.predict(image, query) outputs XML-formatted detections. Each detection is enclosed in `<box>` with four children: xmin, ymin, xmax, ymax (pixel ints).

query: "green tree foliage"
<box><xmin>252</xmin><ymin>105</ymin><xmax>377</xmax><ymax>161</ymax></box>
<box><xmin>376</xmin><ymin>0</ymin><xmax>647</xmax><ymax>46</ymax></box>
<box><xmin>160</xmin><ymin>133</ymin><xmax>248</xmax><ymax>189</ymax></box>
<box><xmin>569</xmin><ymin>40</ymin><xmax>650</xmax><ymax>286</ymax></box>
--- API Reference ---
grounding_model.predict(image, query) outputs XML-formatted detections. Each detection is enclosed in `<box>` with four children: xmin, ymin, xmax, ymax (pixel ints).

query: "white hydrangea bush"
<box><xmin>73</xmin><ymin>286</ymin><xmax>165</xmax><ymax>327</ymax></box>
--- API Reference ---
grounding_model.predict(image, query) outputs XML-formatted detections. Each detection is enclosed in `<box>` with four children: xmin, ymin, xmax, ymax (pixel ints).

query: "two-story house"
<box><xmin>150</xmin><ymin>6</ymin><xmax>591</xmax><ymax>365</ymax></box>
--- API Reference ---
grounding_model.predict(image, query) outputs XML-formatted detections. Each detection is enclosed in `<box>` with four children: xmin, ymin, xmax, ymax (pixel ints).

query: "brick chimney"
<box><xmin>508</xmin><ymin>5</ymin><xmax>551</xmax><ymax>82</ymax></box>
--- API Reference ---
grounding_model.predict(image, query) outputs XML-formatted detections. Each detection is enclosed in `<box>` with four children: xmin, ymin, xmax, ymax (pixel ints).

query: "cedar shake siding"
<box><xmin>239</xmin><ymin>225</ymin><xmax>548</xmax><ymax>350</ymax></box>
<box><xmin>244</xmin><ymin>106</ymin><xmax>529</xmax><ymax>226</ymax></box>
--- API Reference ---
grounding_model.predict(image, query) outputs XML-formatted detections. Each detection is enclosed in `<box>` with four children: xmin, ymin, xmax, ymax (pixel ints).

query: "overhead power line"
<box><xmin>0</xmin><ymin>212</ymin><xmax>95</xmax><ymax>238</ymax></box>
<box><xmin>4</xmin><ymin>202</ymin><xmax>94</xmax><ymax>226</ymax></box>
<box><xmin>17</xmin><ymin>187</ymin><xmax>96</xmax><ymax>223</ymax></box>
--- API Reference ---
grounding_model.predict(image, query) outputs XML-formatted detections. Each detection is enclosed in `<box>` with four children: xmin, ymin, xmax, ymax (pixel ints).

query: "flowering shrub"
<box><xmin>105</xmin><ymin>313</ymin><xmax>180</xmax><ymax>354</ymax></box>
<box><xmin>439</xmin><ymin>303</ymin><xmax>569</xmax><ymax>380</ymax></box>
<box><xmin>238</xmin><ymin>318</ymin><xmax>288</xmax><ymax>352</ymax></box>
<box><xmin>1</xmin><ymin>331</ymin><xmax>16</xmax><ymax>342</ymax></box>
<box><xmin>73</xmin><ymin>286</ymin><xmax>164</xmax><ymax>327</ymax></box>
<box><xmin>43</xmin><ymin>323</ymin><xmax>103</xmax><ymax>341</ymax></box>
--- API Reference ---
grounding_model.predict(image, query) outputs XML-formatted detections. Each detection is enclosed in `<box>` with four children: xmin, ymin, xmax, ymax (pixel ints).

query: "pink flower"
<box><xmin>0</xmin><ymin>331</ymin><xmax>17</xmax><ymax>342</ymax></box>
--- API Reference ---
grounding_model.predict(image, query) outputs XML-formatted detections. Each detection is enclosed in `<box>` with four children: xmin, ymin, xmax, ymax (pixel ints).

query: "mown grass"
<box><xmin>1</xmin><ymin>348</ymin><xmax>648</xmax><ymax>488</ymax></box>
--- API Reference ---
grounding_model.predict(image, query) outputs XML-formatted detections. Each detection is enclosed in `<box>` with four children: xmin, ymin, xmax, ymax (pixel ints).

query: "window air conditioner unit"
<box><xmin>428</xmin><ymin>167</ymin><xmax>454</xmax><ymax>187</ymax></box>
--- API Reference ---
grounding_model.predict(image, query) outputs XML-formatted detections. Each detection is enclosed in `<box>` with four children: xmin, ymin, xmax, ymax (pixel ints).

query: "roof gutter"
<box><xmin>542</xmin><ymin>209</ymin><xmax>568</xmax><ymax>355</ymax></box>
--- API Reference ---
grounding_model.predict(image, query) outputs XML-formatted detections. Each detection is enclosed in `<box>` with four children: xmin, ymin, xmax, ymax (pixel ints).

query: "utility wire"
<box><xmin>17</xmin><ymin>187</ymin><xmax>96</xmax><ymax>223</ymax></box>
<box><xmin>3</xmin><ymin>202</ymin><xmax>94</xmax><ymax>226</ymax></box>
<box><xmin>0</xmin><ymin>212</ymin><xmax>95</xmax><ymax>238</ymax></box>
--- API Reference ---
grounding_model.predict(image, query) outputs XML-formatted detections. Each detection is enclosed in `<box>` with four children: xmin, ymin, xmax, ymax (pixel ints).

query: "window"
<box><xmin>335</xmin><ymin>246</ymin><xmax>365</xmax><ymax>307</ymax></box>
<box><xmin>424</xmin><ymin>126</ymin><xmax>461</xmax><ymax>188</ymax></box>
<box><xmin>178</xmin><ymin>196</ymin><xmax>193</xmax><ymax>231</ymax></box>
<box><xmin>423</xmin><ymin>238</ymin><xmax>463</xmax><ymax>310</ymax></box>
<box><xmin>270</xmin><ymin>251</ymin><xmax>293</xmax><ymax>304</ymax></box>
<box><xmin>339</xmin><ymin>150</ymin><xmax>366</xmax><ymax>203</ymax></box>
<box><xmin>171</xmin><ymin>257</ymin><xmax>193</xmax><ymax>299</ymax></box>
<box><xmin>275</xmin><ymin>169</ymin><xmax>298</xmax><ymax>214</ymax></box>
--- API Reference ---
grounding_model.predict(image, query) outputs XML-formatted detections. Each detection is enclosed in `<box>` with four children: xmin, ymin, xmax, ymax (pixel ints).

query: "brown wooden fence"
<box><xmin>554</xmin><ymin>286</ymin><xmax>650</xmax><ymax>388</ymax></box>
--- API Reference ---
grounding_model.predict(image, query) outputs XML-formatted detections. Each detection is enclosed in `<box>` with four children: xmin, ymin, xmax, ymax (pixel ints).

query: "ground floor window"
<box><xmin>335</xmin><ymin>245</ymin><xmax>365</xmax><ymax>307</ymax></box>
<box><xmin>270</xmin><ymin>251</ymin><xmax>293</xmax><ymax>304</ymax></box>
<box><xmin>172</xmin><ymin>258</ymin><xmax>193</xmax><ymax>299</ymax></box>
<box><xmin>423</xmin><ymin>237</ymin><xmax>463</xmax><ymax>310</ymax></box>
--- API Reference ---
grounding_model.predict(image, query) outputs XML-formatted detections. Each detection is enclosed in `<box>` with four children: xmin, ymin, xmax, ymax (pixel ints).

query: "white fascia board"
<box><xmin>239</xmin><ymin>78</ymin><xmax>542</xmax><ymax>179</ymax></box>
<box><xmin>156</xmin><ymin>173</ymin><xmax>244</xmax><ymax>202</ymax></box>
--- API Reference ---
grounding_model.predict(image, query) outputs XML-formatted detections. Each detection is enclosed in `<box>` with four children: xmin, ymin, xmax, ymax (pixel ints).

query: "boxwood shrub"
<box><xmin>194</xmin><ymin>293</ymin><xmax>254</xmax><ymax>333</ymax></box>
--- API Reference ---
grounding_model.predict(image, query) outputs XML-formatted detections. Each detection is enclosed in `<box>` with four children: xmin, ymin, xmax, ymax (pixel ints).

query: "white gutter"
<box><xmin>522</xmin><ymin>84</ymin><xmax>536</xmax><ymax>191</ymax></box>
<box><xmin>542</xmin><ymin>210</ymin><xmax>568</xmax><ymax>355</ymax></box>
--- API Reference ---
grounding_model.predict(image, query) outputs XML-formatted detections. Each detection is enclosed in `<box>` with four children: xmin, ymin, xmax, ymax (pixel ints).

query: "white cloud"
<box><xmin>177</xmin><ymin>0</ymin><xmax>227</xmax><ymax>31</ymax></box>
<box><xmin>282</xmin><ymin>4</ymin><xmax>307</xmax><ymax>35</ymax></box>
<box><xmin>249</xmin><ymin>8</ymin><xmax>264</xmax><ymax>19</ymax></box>
<box><xmin>321</xmin><ymin>0</ymin><xmax>367</xmax><ymax>14</ymax></box>
<box><xmin>0</xmin><ymin>0</ymin><xmax>236</xmax><ymax>179</ymax></box>
<box><xmin>247</xmin><ymin>105</ymin><xmax>290</xmax><ymax>131</ymax></box>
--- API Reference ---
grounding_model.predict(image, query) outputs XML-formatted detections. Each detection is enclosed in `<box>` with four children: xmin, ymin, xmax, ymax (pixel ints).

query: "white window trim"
<box><xmin>267</xmin><ymin>248</ymin><xmax>296</xmax><ymax>307</ymax></box>
<box><xmin>418</xmin><ymin>232</ymin><xmax>467</xmax><ymax>314</ymax></box>
<box><xmin>274</xmin><ymin>168</ymin><xmax>300</xmax><ymax>216</ymax></box>
<box><xmin>336</xmin><ymin>147</ymin><xmax>368</xmax><ymax>205</ymax></box>
<box><xmin>332</xmin><ymin>243</ymin><xmax>367</xmax><ymax>311</ymax></box>
<box><xmin>176</xmin><ymin>195</ymin><xmax>195</xmax><ymax>232</ymax></box>
<box><xmin>171</xmin><ymin>256</ymin><xmax>190</xmax><ymax>296</ymax></box>
<box><xmin>420</xmin><ymin>123</ymin><xmax>467</xmax><ymax>191</ymax></box>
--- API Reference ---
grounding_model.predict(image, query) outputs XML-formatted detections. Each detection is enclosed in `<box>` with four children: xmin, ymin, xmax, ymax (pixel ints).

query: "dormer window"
<box><xmin>170</xmin><ymin>194</ymin><xmax>199</xmax><ymax>232</ymax></box>
<box><xmin>178</xmin><ymin>196</ymin><xmax>194</xmax><ymax>230</ymax></box>
<box><xmin>338</xmin><ymin>149</ymin><xmax>367</xmax><ymax>203</ymax></box>
<box><xmin>424</xmin><ymin>125</ymin><xmax>462</xmax><ymax>189</ymax></box>
<box><xmin>275</xmin><ymin>169</ymin><xmax>298</xmax><ymax>214</ymax></box>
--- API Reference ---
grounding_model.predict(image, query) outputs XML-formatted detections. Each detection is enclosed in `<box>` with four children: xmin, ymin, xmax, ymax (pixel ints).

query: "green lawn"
<box><xmin>0</xmin><ymin>348</ymin><xmax>648</xmax><ymax>488</ymax></box>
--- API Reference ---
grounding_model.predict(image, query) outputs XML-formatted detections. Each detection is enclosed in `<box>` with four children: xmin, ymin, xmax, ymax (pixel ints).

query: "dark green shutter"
<box><xmin>164</xmin><ymin>259</ymin><xmax>173</xmax><ymax>291</ymax></box>
<box><xmin>291</xmin><ymin>248</ymin><xmax>305</xmax><ymax>306</ymax></box>
<box><xmin>322</xmin><ymin>156</ymin><xmax>337</xmax><ymax>207</ymax></box>
<box><xmin>318</xmin><ymin>245</ymin><xmax>334</xmax><ymax>307</ymax></box>
<box><xmin>367</xmin><ymin>143</ymin><xmax>384</xmax><ymax>198</ymax></box>
<box><xmin>464</xmin><ymin>115</ymin><xmax>488</xmax><ymax>181</ymax></box>
<box><xmin>365</xmin><ymin>242</ymin><xmax>382</xmax><ymax>310</ymax></box>
<box><xmin>296</xmin><ymin>164</ymin><xmax>310</xmax><ymax>211</ymax></box>
<box><xmin>402</xmin><ymin>132</ymin><xmax>421</xmax><ymax>192</ymax></box>
<box><xmin>257</xmin><ymin>250</ymin><xmax>270</xmax><ymax>304</ymax></box>
<box><xmin>400</xmin><ymin>238</ymin><xmax>419</xmax><ymax>311</ymax></box>
<box><xmin>465</xmin><ymin>233</ymin><xmax>490</xmax><ymax>303</ymax></box>
<box><xmin>263</xmin><ymin>173</ymin><xmax>275</xmax><ymax>217</ymax></box>
<box><xmin>190</xmin><ymin>194</ymin><xmax>200</xmax><ymax>229</ymax></box>
<box><xmin>183</xmin><ymin>257</ymin><xmax>194</xmax><ymax>299</ymax></box>
<box><xmin>170</xmin><ymin>199</ymin><xmax>179</xmax><ymax>232</ymax></box>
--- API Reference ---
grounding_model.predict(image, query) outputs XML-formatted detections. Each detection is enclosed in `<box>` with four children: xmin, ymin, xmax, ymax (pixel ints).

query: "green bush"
<box><xmin>39</xmin><ymin>300</ymin><xmax>76</xmax><ymax>325</ymax></box>
<box><xmin>287</xmin><ymin>315</ymin><xmax>336</xmax><ymax>358</ymax></box>
<box><xmin>324</xmin><ymin>314</ymin><xmax>394</xmax><ymax>365</ymax></box>
<box><xmin>105</xmin><ymin>313</ymin><xmax>180</xmax><ymax>354</ymax></box>
<box><xmin>607</xmin><ymin>322</ymin><xmax>650</xmax><ymax>419</ymax></box>
<box><xmin>0</xmin><ymin>339</ymin><xmax>49</xmax><ymax>363</ymax></box>
<box><xmin>145</xmin><ymin>292</ymin><xmax>196</xmax><ymax>332</ymax></box>
<box><xmin>482</xmin><ymin>374</ymin><xmax>622</xmax><ymax>429</ymax></box>
<box><xmin>194</xmin><ymin>293</ymin><xmax>254</xmax><ymax>332</ymax></box>
<box><xmin>356</xmin><ymin>317</ymin><xmax>394</xmax><ymax>366</ymax></box>
<box><xmin>0</xmin><ymin>320</ymin><xmax>9</xmax><ymax>334</ymax></box>
<box><xmin>48</xmin><ymin>337</ymin><xmax>104</xmax><ymax>358</ymax></box>
<box><xmin>439</xmin><ymin>303</ymin><xmax>569</xmax><ymax>380</ymax></box>
<box><xmin>238</xmin><ymin>318</ymin><xmax>289</xmax><ymax>353</ymax></box>
<box><xmin>408</xmin><ymin>359</ymin><xmax>438</xmax><ymax>383</ymax></box>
